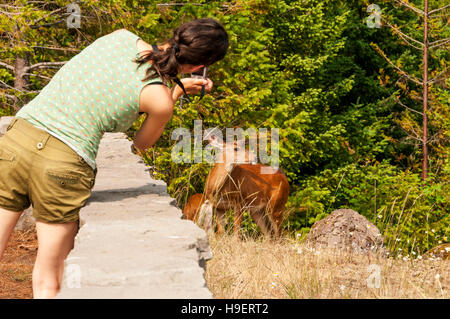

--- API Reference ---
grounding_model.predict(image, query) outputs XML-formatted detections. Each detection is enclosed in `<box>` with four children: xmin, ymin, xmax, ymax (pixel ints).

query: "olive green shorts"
<box><xmin>0</xmin><ymin>117</ymin><xmax>97</xmax><ymax>223</ymax></box>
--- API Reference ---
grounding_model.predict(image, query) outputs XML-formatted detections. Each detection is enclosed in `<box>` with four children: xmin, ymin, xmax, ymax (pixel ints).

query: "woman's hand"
<box><xmin>172</xmin><ymin>77</ymin><xmax>213</xmax><ymax>101</ymax></box>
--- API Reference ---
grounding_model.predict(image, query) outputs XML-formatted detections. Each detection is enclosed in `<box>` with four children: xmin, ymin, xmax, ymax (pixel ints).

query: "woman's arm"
<box><xmin>133</xmin><ymin>85</ymin><xmax>174</xmax><ymax>151</ymax></box>
<box><xmin>133</xmin><ymin>77</ymin><xmax>214</xmax><ymax>151</ymax></box>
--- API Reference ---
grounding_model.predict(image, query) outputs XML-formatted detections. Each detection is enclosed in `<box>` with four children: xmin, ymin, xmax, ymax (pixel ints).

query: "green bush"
<box><xmin>286</xmin><ymin>160</ymin><xmax>449</xmax><ymax>256</ymax></box>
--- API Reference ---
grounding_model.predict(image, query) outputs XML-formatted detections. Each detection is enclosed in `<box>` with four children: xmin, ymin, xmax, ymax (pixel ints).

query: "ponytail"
<box><xmin>134</xmin><ymin>18</ymin><xmax>229</xmax><ymax>85</ymax></box>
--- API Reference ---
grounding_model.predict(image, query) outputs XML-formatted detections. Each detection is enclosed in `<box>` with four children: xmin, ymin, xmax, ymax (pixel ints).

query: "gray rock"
<box><xmin>56</xmin><ymin>133</ymin><xmax>213</xmax><ymax>299</ymax></box>
<box><xmin>423</xmin><ymin>243</ymin><xmax>449</xmax><ymax>260</ymax></box>
<box><xmin>305</xmin><ymin>208</ymin><xmax>386</xmax><ymax>254</ymax></box>
<box><xmin>14</xmin><ymin>207</ymin><xmax>35</xmax><ymax>231</ymax></box>
<box><xmin>0</xmin><ymin>116</ymin><xmax>14</xmax><ymax>136</ymax></box>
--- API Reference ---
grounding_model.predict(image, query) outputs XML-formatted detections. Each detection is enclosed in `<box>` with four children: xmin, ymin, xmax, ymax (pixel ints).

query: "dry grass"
<box><xmin>0</xmin><ymin>227</ymin><xmax>37</xmax><ymax>299</ymax></box>
<box><xmin>1</xmin><ymin>227</ymin><xmax>448</xmax><ymax>299</ymax></box>
<box><xmin>205</xmin><ymin>233</ymin><xmax>449</xmax><ymax>299</ymax></box>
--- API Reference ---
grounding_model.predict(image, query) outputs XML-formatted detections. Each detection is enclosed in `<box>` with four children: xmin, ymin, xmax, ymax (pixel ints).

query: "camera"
<box><xmin>191</xmin><ymin>67</ymin><xmax>208</xmax><ymax>80</ymax></box>
<box><xmin>179</xmin><ymin>67</ymin><xmax>208</xmax><ymax>107</ymax></box>
<box><xmin>191</xmin><ymin>67</ymin><xmax>208</xmax><ymax>99</ymax></box>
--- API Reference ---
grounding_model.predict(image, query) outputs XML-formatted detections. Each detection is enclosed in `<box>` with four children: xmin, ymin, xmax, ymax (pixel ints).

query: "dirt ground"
<box><xmin>0</xmin><ymin>227</ymin><xmax>37</xmax><ymax>299</ymax></box>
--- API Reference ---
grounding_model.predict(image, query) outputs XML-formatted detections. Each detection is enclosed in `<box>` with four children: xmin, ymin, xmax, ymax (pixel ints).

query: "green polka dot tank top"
<box><xmin>16</xmin><ymin>29</ymin><xmax>165</xmax><ymax>170</ymax></box>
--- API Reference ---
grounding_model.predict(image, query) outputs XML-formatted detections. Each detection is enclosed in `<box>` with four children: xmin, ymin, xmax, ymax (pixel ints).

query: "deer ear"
<box><xmin>206</xmin><ymin>134</ymin><xmax>224</xmax><ymax>149</ymax></box>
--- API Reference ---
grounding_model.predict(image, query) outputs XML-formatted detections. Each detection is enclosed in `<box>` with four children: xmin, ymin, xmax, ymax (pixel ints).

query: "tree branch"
<box><xmin>157</xmin><ymin>3</ymin><xmax>205</xmax><ymax>6</ymax></box>
<box><xmin>394</xmin><ymin>0</ymin><xmax>425</xmax><ymax>16</ymax></box>
<box><xmin>25</xmin><ymin>61</ymin><xmax>67</xmax><ymax>72</ymax></box>
<box><xmin>0</xmin><ymin>92</ymin><xmax>18</xmax><ymax>101</ymax></box>
<box><xmin>382</xmin><ymin>17</ymin><xmax>424</xmax><ymax>50</ymax></box>
<box><xmin>31</xmin><ymin>6</ymin><xmax>67</xmax><ymax>26</ymax></box>
<box><xmin>23</xmin><ymin>72</ymin><xmax>52</xmax><ymax>81</ymax></box>
<box><xmin>30</xmin><ymin>20</ymin><xmax>66</xmax><ymax>29</ymax></box>
<box><xmin>394</xmin><ymin>96</ymin><xmax>424</xmax><ymax>116</ymax></box>
<box><xmin>401</xmin><ymin>130</ymin><xmax>423</xmax><ymax>143</ymax></box>
<box><xmin>370</xmin><ymin>43</ymin><xmax>423</xmax><ymax>86</ymax></box>
<box><xmin>0</xmin><ymin>9</ymin><xmax>21</xmax><ymax>16</ymax></box>
<box><xmin>0</xmin><ymin>4</ymin><xmax>25</xmax><ymax>9</ymax></box>
<box><xmin>429</xmin><ymin>37</ymin><xmax>450</xmax><ymax>49</ymax></box>
<box><xmin>0</xmin><ymin>80</ymin><xmax>40</xmax><ymax>95</ymax></box>
<box><xmin>156</xmin><ymin>2</ymin><xmax>231</xmax><ymax>8</ymax></box>
<box><xmin>0</xmin><ymin>62</ymin><xmax>14</xmax><ymax>71</ymax></box>
<box><xmin>428</xmin><ymin>4</ymin><xmax>450</xmax><ymax>16</ymax></box>
<box><xmin>0</xmin><ymin>90</ymin><xmax>20</xmax><ymax>111</ymax></box>
<box><xmin>32</xmin><ymin>46</ymin><xmax>80</xmax><ymax>52</ymax></box>
<box><xmin>428</xmin><ymin>67</ymin><xmax>448</xmax><ymax>84</ymax></box>
<box><xmin>426</xmin><ymin>130</ymin><xmax>445</xmax><ymax>145</ymax></box>
<box><xmin>0</xmin><ymin>80</ymin><xmax>23</xmax><ymax>93</ymax></box>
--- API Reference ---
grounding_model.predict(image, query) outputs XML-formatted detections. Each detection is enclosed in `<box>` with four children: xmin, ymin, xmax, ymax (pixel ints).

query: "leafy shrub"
<box><xmin>286</xmin><ymin>160</ymin><xmax>449</xmax><ymax>256</ymax></box>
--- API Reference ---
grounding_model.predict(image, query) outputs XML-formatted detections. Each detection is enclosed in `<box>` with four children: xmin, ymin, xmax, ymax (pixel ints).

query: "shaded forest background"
<box><xmin>0</xmin><ymin>0</ymin><xmax>448</xmax><ymax>256</ymax></box>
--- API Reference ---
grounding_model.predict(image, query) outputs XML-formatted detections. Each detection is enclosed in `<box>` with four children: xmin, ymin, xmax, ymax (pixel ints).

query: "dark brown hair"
<box><xmin>134</xmin><ymin>18</ymin><xmax>229</xmax><ymax>83</ymax></box>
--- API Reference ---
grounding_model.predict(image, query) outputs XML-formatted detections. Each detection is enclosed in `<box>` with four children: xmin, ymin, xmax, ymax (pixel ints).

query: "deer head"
<box><xmin>205</xmin><ymin>131</ymin><xmax>257</xmax><ymax>171</ymax></box>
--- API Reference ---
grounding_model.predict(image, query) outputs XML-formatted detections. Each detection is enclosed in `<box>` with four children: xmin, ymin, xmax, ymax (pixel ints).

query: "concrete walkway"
<box><xmin>34</xmin><ymin>132</ymin><xmax>213</xmax><ymax>298</ymax></box>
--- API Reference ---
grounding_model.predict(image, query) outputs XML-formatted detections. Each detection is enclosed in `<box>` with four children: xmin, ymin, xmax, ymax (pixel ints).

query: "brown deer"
<box><xmin>202</xmin><ymin>134</ymin><xmax>290</xmax><ymax>237</ymax></box>
<box><xmin>182</xmin><ymin>193</ymin><xmax>205</xmax><ymax>222</ymax></box>
<box><xmin>182</xmin><ymin>193</ymin><xmax>214</xmax><ymax>233</ymax></box>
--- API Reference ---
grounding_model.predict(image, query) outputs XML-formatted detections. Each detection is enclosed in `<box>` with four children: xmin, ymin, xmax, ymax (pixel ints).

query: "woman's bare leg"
<box><xmin>0</xmin><ymin>207</ymin><xmax>23</xmax><ymax>261</ymax></box>
<box><xmin>32</xmin><ymin>220</ymin><xmax>78</xmax><ymax>299</ymax></box>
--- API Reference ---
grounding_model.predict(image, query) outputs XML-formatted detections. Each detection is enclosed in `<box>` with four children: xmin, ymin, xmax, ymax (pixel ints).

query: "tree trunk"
<box><xmin>12</xmin><ymin>53</ymin><xmax>30</xmax><ymax>110</ymax></box>
<box><xmin>14</xmin><ymin>53</ymin><xmax>30</xmax><ymax>92</ymax></box>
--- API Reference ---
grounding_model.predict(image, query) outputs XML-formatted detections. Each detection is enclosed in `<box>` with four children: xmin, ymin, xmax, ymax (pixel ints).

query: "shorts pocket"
<box><xmin>45</xmin><ymin>168</ymin><xmax>94</xmax><ymax>189</ymax></box>
<box><xmin>33</xmin><ymin>168</ymin><xmax>94</xmax><ymax>223</ymax></box>
<box><xmin>0</xmin><ymin>148</ymin><xmax>16</xmax><ymax>162</ymax></box>
<box><xmin>46</xmin><ymin>169</ymin><xmax>81</xmax><ymax>186</ymax></box>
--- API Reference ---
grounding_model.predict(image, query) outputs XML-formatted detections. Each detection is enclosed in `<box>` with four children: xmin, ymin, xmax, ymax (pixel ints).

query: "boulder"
<box><xmin>14</xmin><ymin>207</ymin><xmax>35</xmax><ymax>231</ymax></box>
<box><xmin>305</xmin><ymin>208</ymin><xmax>386</xmax><ymax>254</ymax></box>
<box><xmin>423</xmin><ymin>243</ymin><xmax>449</xmax><ymax>260</ymax></box>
